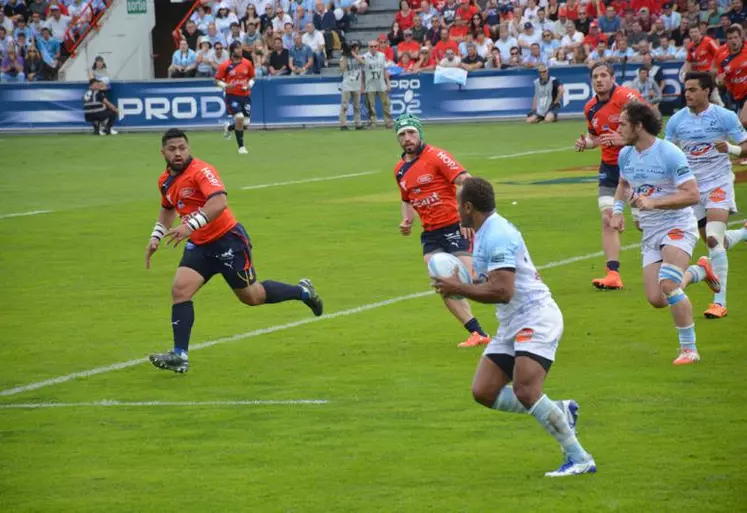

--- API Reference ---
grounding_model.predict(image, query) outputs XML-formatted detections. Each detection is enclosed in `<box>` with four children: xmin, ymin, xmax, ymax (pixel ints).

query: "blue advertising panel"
<box><xmin>0</xmin><ymin>62</ymin><xmax>684</xmax><ymax>132</ymax></box>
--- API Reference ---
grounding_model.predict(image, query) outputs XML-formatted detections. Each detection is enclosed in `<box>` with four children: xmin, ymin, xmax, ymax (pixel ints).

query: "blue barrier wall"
<box><xmin>0</xmin><ymin>62</ymin><xmax>684</xmax><ymax>132</ymax></box>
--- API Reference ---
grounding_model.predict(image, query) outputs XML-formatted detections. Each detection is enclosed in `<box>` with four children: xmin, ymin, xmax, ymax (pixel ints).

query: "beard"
<box><xmin>166</xmin><ymin>156</ymin><xmax>191</xmax><ymax>173</ymax></box>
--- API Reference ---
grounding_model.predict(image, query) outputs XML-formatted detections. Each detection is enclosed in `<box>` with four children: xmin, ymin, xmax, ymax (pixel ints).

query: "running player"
<box><xmin>394</xmin><ymin>114</ymin><xmax>490</xmax><ymax>348</ymax></box>
<box><xmin>433</xmin><ymin>177</ymin><xmax>596</xmax><ymax>477</ymax></box>
<box><xmin>610</xmin><ymin>103</ymin><xmax>720</xmax><ymax>365</ymax></box>
<box><xmin>684</xmin><ymin>25</ymin><xmax>724</xmax><ymax>105</ymax></box>
<box><xmin>575</xmin><ymin>62</ymin><xmax>643</xmax><ymax>291</ymax></box>
<box><xmin>216</xmin><ymin>41</ymin><xmax>255</xmax><ymax>155</ymax></box>
<box><xmin>715</xmin><ymin>24</ymin><xmax>747</xmax><ymax>134</ymax></box>
<box><xmin>146</xmin><ymin>129</ymin><xmax>323</xmax><ymax>373</ymax></box>
<box><xmin>665</xmin><ymin>72</ymin><xmax>747</xmax><ymax>319</ymax></box>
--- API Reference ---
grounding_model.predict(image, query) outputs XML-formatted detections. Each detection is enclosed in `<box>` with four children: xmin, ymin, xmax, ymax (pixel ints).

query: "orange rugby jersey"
<box><xmin>215</xmin><ymin>58</ymin><xmax>255</xmax><ymax>97</ymax></box>
<box><xmin>585</xmin><ymin>85</ymin><xmax>643</xmax><ymax>165</ymax></box>
<box><xmin>395</xmin><ymin>144</ymin><xmax>466</xmax><ymax>232</ymax></box>
<box><xmin>158</xmin><ymin>158</ymin><xmax>237</xmax><ymax>245</ymax></box>
<box><xmin>687</xmin><ymin>36</ymin><xmax>720</xmax><ymax>72</ymax></box>
<box><xmin>717</xmin><ymin>44</ymin><xmax>747</xmax><ymax>101</ymax></box>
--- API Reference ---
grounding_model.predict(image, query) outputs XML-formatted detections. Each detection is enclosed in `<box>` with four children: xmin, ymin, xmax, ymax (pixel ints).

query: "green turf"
<box><xmin>1</xmin><ymin>122</ymin><xmax>745</xmax><ymax>512</ymax></box>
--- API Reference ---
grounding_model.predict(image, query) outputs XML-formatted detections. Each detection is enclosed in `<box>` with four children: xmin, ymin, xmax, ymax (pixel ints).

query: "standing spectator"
<box><xmin>396</xmin><ymin>0</ymin><xmax>415</xmax><ymax>30</ymax></box>
<box><xmin>289</xmin><ymin>33</ymin><xmax>313</xmax><ymax>74</ymax></box>
<box><xmin>652</xmin><ymin>34</ymin><xmax>678</xmax><ymax>59</ymax></box>
<box><xmin>526</xmin><ymin>65</ymin><xmax>563</xmax><ymax>123</ymax></box>
<box><xmin>518</xmin><ymin>22</ymin><xmax>541</xmax><ymax>57</ymax></box>
<box><xmin>195</xmin><ymin>37</ymin><xmax>215</xmax><ymax>77</ymax></box>
<box><xmin>182</xmin><ymin>20</ymin><xmax>204</xmax><ymax>51</ymax></box>
<box><xmin>83</xmin><ymin>79</ymin><xmax>118</xmax><ymax>135</ymax></box>
<box><xmin>598</xmin><ymin>5</ymin><xmax>621</xmax><ymax>36</ymax></box>
<box><xmin>1</xmin><ymin>46</ymin><xmax>24</xmax><ymax>82</ymax></box>
<box><xmin>660</xmin><ymin>2</ymin><xmax>682</xmax><ymax>30</ymax></box>
<box><xmin>88</xmin><ymin>55</ymin><xmax>109</xmax><ymax>86</ymax></box>
<box><xmin>411</xmin><ymin>14</ymin><xmax>426</xmax><ymax>43</ymax></box>
<box><xmin>630</xmin><ymin>66</ymin><xmax>662</xmax><ymax>108</ymax></box>
<box><xmin>23</xmin><ymin>46</ymin><xmax>43</xmax><ymax>80</ymax></box>
<box><xmin>302</xmin><ymin>22</ymin><xmax>325</xmax><ymax>73</ymax></box>
<box><xmin>439</xmin><ymin>47</ymin><xmax>462</xmax><ymax>66</ymax></box>
<box><xmin>339</xmin><ymin>40</ymin><xmax>364</xmax><ymax>130</ymax></box>
<box><xmin>485</xmin><ymin>45</ymin><xmax>501</xmax><ymax>68</ymax></box>
<box><xmin>388</xmin><ymin>21</ymin><xmax>404</xmax><ymax>47</ymax></box>
<box><xmin>364</xmin><ymin>39</ymin><xmax>392</xmax><ymax>128</ymax></box>
<box><xmin>169</xmin><ymin>39</ymin><xmax>197</xmax><ymax>78</ymax></box>
<box><xmin>523</xmin><ymin>42</ymin><xmax>547</xmax><ymax>67</ymax></box>
<box><xmin>268</xmin><ymin>37</ymin><xmax>290</xmax><ymax>75</ymax></box>
<box><xmin>44</xmin><ymin>5</ymin><xmax>70</xmax><ymax>41</ymax></box>
<box><xmin>36</xmin><ymin>27</ymin><xmax>60</xmax><ymax>79</ymax></box>
<box><xmin>461</xmin><ymin>42</ymin><xmax>485</xmax><ymax>69</ymax></box>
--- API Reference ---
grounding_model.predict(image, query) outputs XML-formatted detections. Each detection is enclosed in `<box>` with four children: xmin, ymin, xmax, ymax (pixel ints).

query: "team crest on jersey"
<box><xmin>686</xmin><ymin>143</ymin><xmax>712</xmax><ymax>156</ymax></box>
<box><xmin>636</xmin><ymin>184</ymin><xmax>659</xmax><ymax>197</ymax></box>
<box><xmin>592</xmin><ymin>118</ymin><xmax>599</xmax><ymax>127</ymax></box>
<box><xmin>180</xmin><ymin>188</ymin><xmax>195</xmax><ymax>198</ymax></box>
<box><xmin>608</xmin><ymin>114</ymin><xmax>620</xmax><ymax>124</ymax></box>
<box><xmin>515</xmin><ymin>328</ymin><xmax>534</xmax><ymax>343</ymax></box>
<box><xmin>417</xmin><ymin>174</ymin><xmax>433</xmax><ymax>185</ymax></box>
<box><xmin>177</xmin><ymin>200</ymin><xmax>185</xmax><ymax>209</ymax></box>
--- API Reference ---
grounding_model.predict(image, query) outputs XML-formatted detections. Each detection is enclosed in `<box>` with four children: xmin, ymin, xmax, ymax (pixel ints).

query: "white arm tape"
<box><xmin>585</xmin><ymin>135</ymin><xmax>594</xmax><ymax>148</ymax></box>
<box><xmin>727</xmin><ymin>143</ymin><xmax>743</xmax><ymax>157</ymax></box>
<box><xmin>248</xmin><ymin>79</ymin><xmax>255</xmax><ymax>89</ymax></box>
<box><xmin>186</xmin><ymin>210</ymin><xmax>209</xmax><ymax>232</ymax></box>
<box><xmin>216</xmin><ymin>80</ymin><xmax>227</xmax><ymax>90</ymax></box>
<box><xmin>151</xmin><ymin>222</ymin><xmax>166</xmax><ymax>241</ymax></box>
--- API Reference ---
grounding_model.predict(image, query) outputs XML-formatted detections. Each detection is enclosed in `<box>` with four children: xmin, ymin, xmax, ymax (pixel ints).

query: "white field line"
<box><xmin>0</xmin><ymin>221</ymin><xmax>744</xmax><ymax>399</ymax></box>
<box><xmin>0</xmin><ymin>210</ymin><xmax>54</xmax><ymax>220</ymax></box>
<box><xmin>488</xmin><ymin>147</ymin><xmax>572</xmax><ymax>160</ymax></box>
<box><xmin>241</xmin><ymin>171</ymin><xmax>378</xmax><ymax>190</ymax></box>
<box><xmin>0</xmin><ymin>400</ymin><xmax>328</xmax><ymax>409</ymax></box>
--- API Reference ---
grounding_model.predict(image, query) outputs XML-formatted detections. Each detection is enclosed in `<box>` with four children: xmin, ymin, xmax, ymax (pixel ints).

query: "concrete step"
<box><xmin>367</xmin><ymin>0</ymin><xmax>401</xmax><ymax>11</ymax></box>
<box><xmin>354</xmin><ymin>11</ymin><xmax>396</xmax><ymax>29</ymax></box>
<box><xmin>347</xmin><ymin>29</ymin><xmax>387</xmax><ymax>42</ymax></box>
<box><xmin>321</xmin><ymin>66</ymin><xmax>342</xmax><ymax>76</ymax></box>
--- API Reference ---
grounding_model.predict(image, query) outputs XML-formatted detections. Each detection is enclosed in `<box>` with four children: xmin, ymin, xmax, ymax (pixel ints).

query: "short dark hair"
<box><xmin>684</xmin><ymin>71</ymin><xmax>715</xmax><ymax>94</ymax></box>
<box><xmin>461</xmin><ymin>177</ymin><xmax>496</xmax><ymax>213</ymax></box>
<box><xmin>589</xmin><ymin>61</ymin><xmax>615</xmax><ymax>77</ymax></box>
<box><xmin>622</xmin><ymin>102</ymin><xmax>662</xmax><ymax>136</ymax></box>
<box><xmin>162</xmin><ymin>128</ymin><xmax>188</xmax><ymax>146</ymax></box>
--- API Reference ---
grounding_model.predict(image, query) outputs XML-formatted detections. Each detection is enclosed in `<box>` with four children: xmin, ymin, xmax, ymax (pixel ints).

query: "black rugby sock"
<box><xmin>172</xmin><ymin>301</ymin><xmax>194</xmax><ymax>355</ymax></box>
<box><xmin>464</xmin><ymin>317</ymin><xmax>487</xmax><ymax>337</ymax></box>
<box><xmin>235</xmin><ymin>130</ymin><xmax>244</xmax><ymax>148</ymax></box>
<box><xmin>262</xmin><ymin>281</ymin><xmax>304</xmax><ymax>303</ymax></box>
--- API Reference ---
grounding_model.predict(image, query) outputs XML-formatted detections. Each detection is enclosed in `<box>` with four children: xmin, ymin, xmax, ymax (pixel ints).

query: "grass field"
<box><xmin>1</xmin><ymin>121</ymin><xmax>746</xmax><ymax>512</ymax></box>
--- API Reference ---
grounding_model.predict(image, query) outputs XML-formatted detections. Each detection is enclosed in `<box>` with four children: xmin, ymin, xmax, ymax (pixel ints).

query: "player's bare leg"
<box><xmin>149</xmin><ymin>267</ymin><xmax>205</xmax><ymax>373</ymax></box>
<box><xmin>593</xmin><ymin>207</ymin><xmax>624</xmax><ymax>290</ymax></box>
<box><xmin>426</xmin><ymin>252</ymin><xmax>490</xmax><ymax>347</ymax></box>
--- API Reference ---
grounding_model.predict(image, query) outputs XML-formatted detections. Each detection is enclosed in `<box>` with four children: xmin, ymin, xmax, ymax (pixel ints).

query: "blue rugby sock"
<box><xmin>711</xmin><ymin>250</ymin><xmax>728</xmax><ymax>307</ymax></box>
<box><xmin>464</xmin><ymin>317</ymin><xmax>487</xmax><ymax>337</ymax></box>
<box><xmin>262</xmin><ymin>280</ymin><xmax>304</xmax><ymax>304</ymax></box>
<box><xmin>172</xmin><ymin>301</ymin><xmax>194</xmax><ymax>356</ymax></box>
<box><xmin>529</xmin><ymin>395</ymin><xmax>591</xmax><ymax>462</ymax></box>
<box><xmin>677</xmin><ymin>324</ymin><xmax>696</xmax><ymax>351</ymax></box>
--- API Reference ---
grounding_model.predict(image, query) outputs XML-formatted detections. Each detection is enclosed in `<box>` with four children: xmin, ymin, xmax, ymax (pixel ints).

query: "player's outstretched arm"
<box><xmin>434</xmin><ymin>268</ymin><xmax>516</xmax><ymax>304</ymax></box>
<box><xmin>145</xmin><ymin>207</ymin><xmax>177</xmax><ymax>269</ymax></box>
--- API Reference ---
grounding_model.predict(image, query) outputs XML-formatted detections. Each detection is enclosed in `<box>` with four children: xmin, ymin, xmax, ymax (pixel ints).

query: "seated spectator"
<box><xmin>411</xmin><ymin>14</ymin><xmax>426</xmax><ymax>43</ymax></box>
<box><xmin>627</xmin><ymin>22</ymin><xmax>648</xmax><ymax>50</ymax></box>
<box><xmin>552</xmin><ymin>6</ymin><xmax>569</xmax><ymax>38</ymax></box>
<box><xmin>1</xmin><ymin>46</ymin><xmax>24</xmax><ymax>82</ymax></box>
<box><xmin>523</xmin><ymin>41</ymin><xmax>547</xmax><ymax>67</ymax></box>
<box><xmin>701</xmin><ymin>0</ymin><xmax>724</xmax><ymax>27</ymax></box>
<box><xmin>389</xmin><ymin>21</ymin><xmax>404</xmax><ymax>47</ymax></box>
<box><xmin>470</xmin><ymin>13</ymin><xmax>489</xmax><ymax>37</ymax></box>
<box><xmin>433</xmin><ymin>27</ymin><xmax>458</xmax><ymax>60</ymax></box>
<box><xmin>243</xmin><ymin>20</ymin><xmax>261</xmax><ymax>46</ymax></box>
<box><xmin>262</xmin><ymin>26</ymin><xmax>275</xmax><ymax>49</ymax></box>
<box><xmin>44</xmin><ymin>5</ymin><xmax>70</xmax><ymax>40</ymax></box>
<box><xmin>638</xmin><ymin>7</ymin><xmax>654</xmax><ymax>32</ymax></box>
<box><xmin>521</xmin><ymin>0</ymin><xmax>540</xmax><ymax>25</ymax></box>
<box><xmin>36</xmin><ymin>27</ymin><xmax>60</xmax><ymax>79</ymax></box>
<box><xmin>684</xmin><ymin>0</ymin><xmax>700</xmax><ymax>28</ymax></box>
<box><xmin>281</xmin><ymin>22</ymin><xmax>295</xmax><ymax>50</ymax></box>
<box><xmin>539</xmin><ymin>29</ymin><xmax>558</xmax><ymax>58</ymax></box>
<box><xmin>587</xmin><ymin>38</ymin><xmax>612</xmax><ymax>64</ymax></box>
<box><xmin>212</xmin><ymin>41</ymin><xmax>228</xmax><ymax>67</ymax></box>
<box><xmin>461</xmin><ymin>42</ymin><xmax>485</xmax><ymax>69</ymax></box>
<box><xmin>598</xmin><ymin>5</ymin><xmax>621</xmax><ymax>36</ymax></box>
<box><xmin>609</xmin><ymin>35</ymin><xmax>634</xmax><ymax>61</ymax></box>
<box><xmin>563</xmin><ymin>0</ymin><xmax>580</xmax><ymax>22</ymax></box>
<box><xmin>652</xmin><ymin>35</ymin><xmax>677</xmax><ymax>60</ymax></box>
<box><xmin>13</xmin><ymin>17</ymin><xmax>33</xmax><ymax>42</ymax></box>
<box><xmin>450</xmin><ymin>17</ymin><xmax>470</xmax><ymax>43</ymax></box>
<box><xmin>215</xmin><ymin>4</ymin><xmax>239</xmax><ymax>35</ymax></box>
<box><xmin>458</xmin><ymin>31</ymin><xmax>475</xmax><ymax>56</ymax></box>
<box><xmin>504</xmin><ymin>45</ymin><xmax>522</xmax><ymax>67</ymax></box>
<box><xmin>88</xmin><ymin>55</ymin><xmax>109</xmax><ymax>85</ymax></box>
<box><xmin>484</xmin><ymin>0</ymin><xmax>501</xmax><ymax>29</ymax></box>
<box><xmin>0</xmin><ymin>26</ymin><xmax>13</xmax><ymax>60</ymax></box>
<box><xmin>548</xmin><ymin>47</ymin><xmax>570</xmax><ymax>66</ymax></box>
<box><xmin>272</xmin><ymin>7</ymin><xmax>293</xmax><ymax>32</ymax></box>
<box><xmin>268</xmin><ymin>36</ymin><xmax>290</xmax><ymax>75</ymax></box>
<box><xmin>560</xmin><ymin>21</ymin><xmax>583</xmax><ymax>50</ymax></box>
<box><xmin>289</xmin><ymin>33</ymin><xmax>313</xmax><ymax>74</ymax></box>
<box><xmin>485</xmin><ymin>45</ymin><xmax>501</xmax><ymax>68</ymax></box>
<box><xmin>226</xmin><ymin>22</ymin><xmax>245</xmax><ymax>46</ymax></box>
<box><xmin>526</xmin><ymin>65</ymin><xmax>562</xmax><ymax>123</ymax></box>
<box><xmin>261</xmin><ymin>4</ymin><xmax>276</xmax><ymax>33</ymax></box>
<box><xmin>671</xmin><ymin>18</ymin><xmax>690</xmax><ymax>47</ymax></box>
<box><xmin>425</xmin><ymin>16</ymin><xmax>441</xmax><ymax>45</ymax></box>
<box><xmin>250</xmin><ymin>40</ymin><xmax>268</xmax><ymax>76</ymax></box>
<box><xmin>396</xmin><ymin>0</ymin><xmax>415</xmax><ymax>30</ymax></box>
<box><xmin>45</xmin><ymin>0</ymin><xmax>68</xmax><ymax>17</ymax></box>
<box><xmin>648</xmin><ymin>18</ymin><xmax>668</xmax><ymax>48</ymax></box>
<box><xmin>415</xmin><ymin>45</ymin><xmax>437</xmax><ymax>70</ymax></box>
<box><xmin>629</xmin><ymin>66</ymin><xmax>662</xmax><ymax>107</ymax></box>
<box><xmin>182</xmin><ymin>20</ymin><xmax>204</xmax><ymax>50</ymax></box>
<box><xmin>240</xmin><ymin>4</ymin><xmax>260</xmax><ymax>33</ymax></box>
<box><xmin>570</xmin><ymin>44</ymin><xmax>587</xmax><ymax>64</ymax></box>
<box><xmin>575</xmin><ymin>8</ymin><xmax>590</xmax><ymax>35</ymax></box>
<box><xmin>661</xmin><ymin>2</ymin><xmax>681</xmax><ymax>31</ymax></box>
<box><xmin>302</xmin><ymin>22</ymin><xmax>326</xmax><ymax>73</ymax></box>
<box><xmin>439</xmin><ymin>47</ymin><xmax>461</xmax><ymax>67</ymax></box>
<box><xmin>441</xmin><ymin>0</ymin><xmax>459</xmax><ymax>27</ymax></box>
<box><xmin>206</xmin><ymin>22</ymin><xmax>227</xmax><ymax>47</ymax></box>
<box><xmin>195</xmin><ymin>37</ymin><xmax>215</xmax><ymax>77</ymax></box>
<box><xmin>169</xmin><ymin>38</ymin><xmax>197</xmax><ymax>78</ymax></box>
<box><xmin>675</xmin><ymin>36</ymin><xmax>690</xmax><ymax>59</ymax></box>
<box><xmin>632</xmin><ymin>39</ymin><xmax>653</xmax><ymax>61</ymax></box>
<box><xmin>294</xmin><ymin>5</ymin><xmax>314</xmax><ymax>29</ymax></box>
<box><xmin>457</xmin><ymin>0</ymin><xmax>480</xmax><ymax>24</ymax></box>
<box><xmin>583</xmin><ymin>22</ymin><xmax>606</xmax><ymax>53</ymax></box>
<box><xmin>24</xmin><ymin>46</ymin><xmax>43</xmax><ymax>80</ymax></box>
<box><xmin>474</xmin><ymin>31</ymin><xmax>493</xmax><ymax>58</ymax></box>
<box><xmin>13</xmin><ymin>32</ymin><xmax>31</xmax><ymax>59</ymax></box>
<box><xmin>518</xmin><ymin>22</ymin><xmax>540</xmax><ymax>56</ymax></box>
<box><xmin>379</xmin><ymin>35</ymin><xmax>396</xmax><ymax>64</ymax></box>
<box><xmin>398</xmin><ymin>51</ymin><xmax>416</xmax><ymax>71</ymax></box>
<box><xmin>420</xmin><ymin>0</ymin><xmax>440</xmax><ymax>29</ymax></box>
<box><xmin>4</xmin><ymin>0</ymin><xmax>29</xmax><ymax>21</ymax></box>
<box><xmin>191</xmin><ymin>4</ymin><xmax>215</xmax><ymax>33</ymax></box>
<box><xmin>711</xmin><ymin>14</ymin><xmax>731</xmax><ymax>42</ymax></box>
<box><xmin>728</xmin><ymin>0</ymin><xmax>747</xmax><ymax>25</ymax></box>
<box><xmin>28</xmin><ymin>0</ymin><xmax>48</xmax><ymax>20</ymax></box>
<box><xmin>399</xmin><ymin>28</ymin><xmax>421</xmax><ymax>59</ymax></box>
<box><xmin>494</xmin><ymin>22</ymin><xmax>517</xmax><ymax>59</ymax></box>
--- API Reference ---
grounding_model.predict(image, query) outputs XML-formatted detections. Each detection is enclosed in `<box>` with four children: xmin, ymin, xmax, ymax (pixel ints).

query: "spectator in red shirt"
<box><xmin>416</xmin><ymin>44</ymin><xmax>438</xmax><ymax>69</ymax></box>
<box><xmin>378</xmin><ymin>34</ymin><xmax>396</xmax><ymax>63</ymax></box>
<box><xmin>638</xmin><ymin>7</ymin><xmax>654</xmax><ymax>32</ymax></box>
<box><xmin>396</xmin><ymin>0</ymin><xmax>416</xmax><ymax>31</ymax></box>
<box><xmin>456</xmin><ymin>0</ymin><xmax>479</xmax><ymax>22</ymax></box>
<box><xmin>449</xmin><ymin>17</ymin><xmax>470</xmax><ymax>42</ymax></box>
<box><xmin>564</xmin><ymin>0</ymin><xmax>580</xmax><ymax>20</ymax></box>
<box><xmin>399</xmin><ymin>51</ymin><xmax>416</xmax><ymax>70</ymax></box>
<box><xmin>632</xmin><ymin>0</ymin><xmax>663</xmax><ymax>16</ymax></box>
<box><xmin>434</xmin><ymin>27</ymin><xmax>459</xmax><ymax>59</ymax></box>
<box><xmin>583</xmin><ymin>22</ymin><xmax>607</xmax><ymax>53</ymax></box>
<box><xmin>398</xmin><ymin>28</ymin><xmax>422</xmax><ymax>58</ymax></box>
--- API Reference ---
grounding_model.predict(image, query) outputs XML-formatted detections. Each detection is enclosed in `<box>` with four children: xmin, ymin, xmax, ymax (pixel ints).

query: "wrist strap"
<box><xmin>612</xmin><ymin>200</ymin><xmax>625</xmax><ymax>215</ymax></box>
<box><xmin>186</xmin><ymin>209</ymin><xmax>209</xmax><ymax>231</ymax></box>
<box><xmin>151</xmin><ymin>222</ymin><xmax>166</xmax><ymax>241</ymax></box>
<box><xmin>727</xmin><ymin>143</ymin><xmax>743</xmax><ymax>157</ymax></box>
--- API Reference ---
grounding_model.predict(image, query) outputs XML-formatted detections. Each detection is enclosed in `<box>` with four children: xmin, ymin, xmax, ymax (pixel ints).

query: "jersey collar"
<box><xmin>400</xmin><ymin>143</ymin><xmax>427</xmax><ymax>161</ymax></box>
<box><xmin>595</xmin><ymin>84</ymin><xmax>616</xmax><ymax>104</ymax></box>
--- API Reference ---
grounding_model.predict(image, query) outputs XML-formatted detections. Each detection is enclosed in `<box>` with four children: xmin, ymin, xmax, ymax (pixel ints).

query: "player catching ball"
<box><xmin>393</xmin><ymin>114</ymin><xmax>491</xmax><ymax>348</ymax></box>
<box><xmin>145</xmin><ymin>129</ymin><xmax>323</xmax><ymax>373</ymax></box>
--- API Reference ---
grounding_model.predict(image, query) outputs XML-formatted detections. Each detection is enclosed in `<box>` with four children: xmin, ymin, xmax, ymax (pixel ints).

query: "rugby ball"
<box><xmin>428</xmin><ymin>253</ymin><xmax>472</xmax><ymax>300</ymax></box>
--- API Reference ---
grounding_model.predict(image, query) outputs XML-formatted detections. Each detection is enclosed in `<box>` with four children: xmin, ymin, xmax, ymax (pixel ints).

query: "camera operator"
<box><xmin>339</xmin><ymin>40</ymin><xmax>365</xmax><ymax>130</ymax></box>
<box><xmin>83</xmin><ymin>78</ymin><xmax>119</xmax><ymax>135</ymax></box>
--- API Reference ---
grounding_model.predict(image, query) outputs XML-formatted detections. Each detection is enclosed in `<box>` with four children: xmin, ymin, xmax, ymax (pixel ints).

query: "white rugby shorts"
<box><xmin>484</xmin><ymin>301</ymin><xmax>563</xmax><ymax>362</ymax></box>
<box><xmin>641</xmin><ymin>220</ymin><xmax>699</xmax><ymax>267</ymax></box>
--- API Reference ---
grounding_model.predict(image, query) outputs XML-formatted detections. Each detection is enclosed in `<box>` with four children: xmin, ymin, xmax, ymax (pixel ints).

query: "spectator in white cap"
<box><xmin>518</xmin><ymin>21</ymin><xmax>540</xmax><ymax>57</ymax></box>
<box><xmin>215</xmin><ymin>3</ymin><xmax>239</xmax><ymax>35</ymax></box>
<box><xmin>195</xmin><ymin>37</ymin><xmax>215</xmax><ymax>77</ymax></box>
<box><xmin>44</xmin><ymin>5</ymin><xmax>71</xmax><ymax>40</ymax></box>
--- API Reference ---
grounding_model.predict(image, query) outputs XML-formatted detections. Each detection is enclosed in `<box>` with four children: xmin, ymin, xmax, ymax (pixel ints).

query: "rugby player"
<box><xmin>575</xmin><ymin>62</ymin><xmax>643</xmax><ymax>291</ymax></box>
<box><xmin>665</xmin><ymin>72</ymin><xmax>747</xmax><ymax>319</ymax></box>
<box><xmin>715</xmin><ymin>24</ymin><xmax>747</xmax><ymax>160</ymax></box>
<box><xmin>216</xmin><ymin>41</ymin><xmax>255</xmax><ymax>155</ymax></box>
<box><xmin>433</xmin><ymin>177</ymin><xmax>596</xmax><ymax>477</ymax></box>
<box><xmin>610</xmin><ymin>103</ymin><xmax>720</xmax><ymax>365</ymax></box>
<box><xmin>394</xmin><ymin>114</ymin><xmax>491</xmax><ymax>348</ymax></box>
<box><xmin>683</xmin><ymin>25</ymin><xmax>724</xmax><ymax>105</ymax></box>
<box><xmin>146</xmin><ymin>129</ymin><xmax>323</xmax><ymax>373</ymax></box>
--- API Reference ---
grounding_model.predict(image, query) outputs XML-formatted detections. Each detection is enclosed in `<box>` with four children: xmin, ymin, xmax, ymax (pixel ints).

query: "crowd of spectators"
<box><xmin>173</xmin><ymin>0</ymin><xmax>368</xmax><ymax>77</ymax></box>
<box><xmin>0</xmin><ymin>0</ymin><xmax>109</xmax><ymax>82</ymax></box>
<box><xmin>377</xmin><ymin>0</ymin><xmax>746</xmax><ymax>72</ymax></box>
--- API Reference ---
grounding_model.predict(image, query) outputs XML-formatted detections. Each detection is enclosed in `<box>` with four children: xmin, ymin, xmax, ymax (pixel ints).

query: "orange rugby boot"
<box><xmin>458</xmin><ymin>332</ymin><xmax>491</xmax><ymax>348</ymax></box>
<box><xmin>592</xmin><ymin>269</ymin><xmax>623</xmax><ymax>290</ymax></box>
<box><xmin>703</xmin><ymin>303</ymin><xmax>728</xmax><ymax>319</ymax></box>
<box><xmin>696</xmin><ymin>257</ymin><xmax>721</xmax><ymax>293</ymax></box>
<box><xmin>673</xmin><ymin>349</ymin><xmax>700</xmax><ymax>365</ymax></box>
